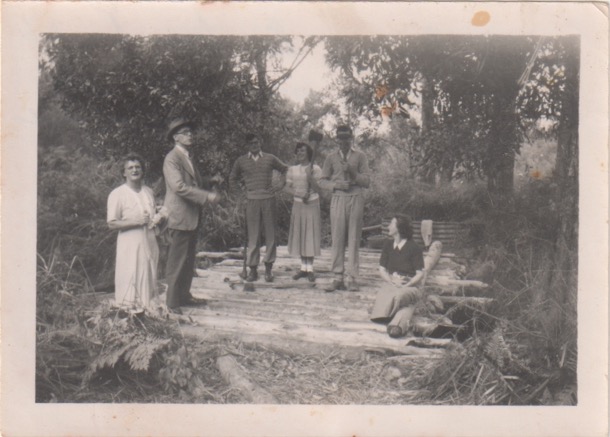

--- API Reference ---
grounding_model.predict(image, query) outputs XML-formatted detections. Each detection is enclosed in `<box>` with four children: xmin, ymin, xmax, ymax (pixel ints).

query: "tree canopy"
<box><xmin>41</xmin><ymin>34</ymin><xmax>320</xmax><ymax>178</ymax></box>
<box><xmin>324</xmin><ymin>35</ymin><xmax>577</xmax><ymax>192</ymax></box>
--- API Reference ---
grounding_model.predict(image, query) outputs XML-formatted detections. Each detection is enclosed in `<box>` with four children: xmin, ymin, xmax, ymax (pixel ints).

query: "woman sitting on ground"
<box><xmin>370</xmin><ymin>214</ymin><xmax>427</xmax><ymax>338</ymax></box>
<box><xmin>284</xmin><ymin>142</ymin><xmax>322</xmax><ymax>282</ymax></box>
<box><xmin>107</xmin><ymin>153</ymin><xmax>167</xmax><ymax>312</ymax></box>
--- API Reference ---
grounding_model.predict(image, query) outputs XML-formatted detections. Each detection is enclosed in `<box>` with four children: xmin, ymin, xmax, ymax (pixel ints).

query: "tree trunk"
<box><xmin>486</xmin><ymin>97</ymin><xmax>519</xmax><ymax>196</ymax></box>
<box><xmin>254</xmin><ymin>39</ymin><xmax>271</xmax><ymax>145</ymax></box>
<box><xmin>549</xmin><ymin>38</ymin><xmax>579</xmax><ymax>335</ymax></box>
<box><xmin>419</xmin><ymin>76</ymin><xmax>436</xmax><ymax>184</ymax></box>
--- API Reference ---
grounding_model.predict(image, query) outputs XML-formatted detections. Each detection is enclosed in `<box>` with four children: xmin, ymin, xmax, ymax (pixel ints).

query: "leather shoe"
<box><xmin>264</xmin><ymin>263</ymin><xmax>274</xmax><ymax>282</ymax></box>
<box><xmin>324</xmin><ymin>280</ymin><xmax>345</xmax><ymax>293</ymax></box>
<box><xmin>387</xmin><ymin>325</ymin><xmax>403</xmax><ymax>338</ymax></box>
<box><xmin>246</xmin><ymin>269</ymin><xmax>258</xmax><ymax>282</ymax></box>
<box><xmin>182</xmin><ymin>296</ymin><xmax>207</xmax><ymax>306</ymax></box>
<box><xmin>307</xmin><ymin>272</ymin><xmax>316</xmax><ymax>282</ymax></box>
<box><xmin>292</xmin><ymin>270</ymin><xmax>308</xmax><ymax>280</ymax></box>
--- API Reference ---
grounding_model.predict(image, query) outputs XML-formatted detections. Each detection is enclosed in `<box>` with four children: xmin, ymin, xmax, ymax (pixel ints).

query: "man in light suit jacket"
<box><xmin>163</xmin><ymin>118</ymin><xmax>220</xmax><ymax>314</ymax></box>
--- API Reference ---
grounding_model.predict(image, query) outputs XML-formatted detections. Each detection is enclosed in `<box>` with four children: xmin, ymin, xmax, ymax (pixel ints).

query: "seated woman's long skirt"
<box><xmin>370</xmin><ymin>286</ymin><xmax>422</xmax><ymax>332</ymax></box>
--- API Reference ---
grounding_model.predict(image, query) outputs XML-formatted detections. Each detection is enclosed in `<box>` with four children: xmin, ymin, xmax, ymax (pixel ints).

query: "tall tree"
<box><xmin>41</xmin><ymin>34</ymin><xmax>318</xmax><ymax>178</ymax></box>
<box><xmin>324</xmin><ymin>35</ymin><xmax>540</xmax><ymax>193</ymax></box>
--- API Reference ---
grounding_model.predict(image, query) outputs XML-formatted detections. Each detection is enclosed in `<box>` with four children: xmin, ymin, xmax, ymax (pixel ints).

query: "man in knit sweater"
<box><xmin>229</xmin><ymin>133</ymin><xmax>288</xmax><ymax>282</ymax></box>
<box><xmin>319</xmin><ymin>125</ymin><xmax>370</xmax><ymax>292</ymax></box>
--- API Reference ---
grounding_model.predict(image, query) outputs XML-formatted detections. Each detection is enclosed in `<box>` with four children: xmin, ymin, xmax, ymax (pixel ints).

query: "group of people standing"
<box><xmin>107</xmin><ymin>118</ymin><xmax>430</xmax><ymax>337</ymax></box>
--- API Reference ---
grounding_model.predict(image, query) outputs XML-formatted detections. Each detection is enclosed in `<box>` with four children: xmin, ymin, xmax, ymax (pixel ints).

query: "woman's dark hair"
<box><xmin>394</xmin><ymin>214</ymin><xmax>413</xmax><ymax>240</ymax></box>
<box><xmin>121</xmin><ymin>153</ymin><xmax>145</xmax><ymax>178</ymax></box>
<box><xmin>295</xmin><ymin>142</ymin><xmax>313</xmax><ymax>161</ymax></box>
<box><xmin>245</xmin><ymin>133</ymin><xmax>257</xmax><ymax>143</ymax></box>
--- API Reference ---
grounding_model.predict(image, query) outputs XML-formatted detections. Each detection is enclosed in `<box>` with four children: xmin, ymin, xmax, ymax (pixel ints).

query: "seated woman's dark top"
<box><xmin>379</xmin><ymin>239</ymin><xmax>424</xmax><ymax>277</ymax></box>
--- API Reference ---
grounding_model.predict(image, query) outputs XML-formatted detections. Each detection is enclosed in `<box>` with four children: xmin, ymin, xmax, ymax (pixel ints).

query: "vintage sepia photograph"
<box><xmin>35</xmin><ymin>32</ymin><xmax>580</xmax><ymax>405</ymax></box>
<box><xmin>2</xmin><ymin>2</ymin><xmax>608</xmax><ymax>436</ymax></box>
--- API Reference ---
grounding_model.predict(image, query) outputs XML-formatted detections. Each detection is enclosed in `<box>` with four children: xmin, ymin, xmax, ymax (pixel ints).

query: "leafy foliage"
<box><xmin>42</xmin><ymin>34</ymin><xmax>317</xmax><ymax>178</ymax></box>
<box><xmin>37</xmin><ymin>142</ymin><xmax>122</xmax><ymax>282</ymax></box>
<box><xmin>324</xmin><ymin>35</ymin><xmax>577</xmax><ymax>193</ymax></box>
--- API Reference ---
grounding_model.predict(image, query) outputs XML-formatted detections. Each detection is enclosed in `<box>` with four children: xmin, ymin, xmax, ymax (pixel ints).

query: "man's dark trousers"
<box><xmin>246</xmin><ymin>197</ymin><xmax>277</xmax><ymax>267</ymax></box>
<box><xmin>165</xmin><ymin>228</ymin><xmax>197</xmax><ymax>308</ymax></box>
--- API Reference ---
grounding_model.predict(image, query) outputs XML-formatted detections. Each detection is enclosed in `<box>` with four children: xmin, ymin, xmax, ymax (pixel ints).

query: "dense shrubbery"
<box><xmin>37</xmin><ymin>146</ymin><xmax>123</xmax><ymax>286</ymax></box>
<box><xmin>358</xmin><ymin>149</ymin><xmax>577</xmax><ymax>404</ymax></box>
<box><xmin>412</xmin><ymin>179</ymin><xmax>577</xmax><ymax>404</ymax></box>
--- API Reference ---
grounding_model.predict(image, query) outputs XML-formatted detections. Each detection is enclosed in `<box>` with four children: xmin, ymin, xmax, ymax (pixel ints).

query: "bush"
<box><xmin>38</xmin><ymin>146</ymin><xmax>124</xmax><ymax>284</ymax></box>
<box><xmin>363</xmin><ymin>178</ymin><xmax>490</xmax><ymax>226</ymax></box>
<box><xmin>413</xmin><ymin>178</ymin><xmax>577</xmax><ymax>405</ymax></box>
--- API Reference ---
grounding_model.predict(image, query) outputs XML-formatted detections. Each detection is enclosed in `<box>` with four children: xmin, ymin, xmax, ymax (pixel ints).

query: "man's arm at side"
<box><xmin>164</xmin><ymin>157</ymin><xmax>216</xmax><ymax>205</ymax></box>
<box><xmin>350</xmin><ymin>153</ymin><xmax>371</xmax><ymax>188</ymax></box>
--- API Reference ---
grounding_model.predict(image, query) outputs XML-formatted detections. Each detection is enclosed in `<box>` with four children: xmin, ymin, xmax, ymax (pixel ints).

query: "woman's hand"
<box><xmin>391</xmin><ymin>275</ymin><xmax>403</xmax><ymax>286</ymax></box>
<box><xmin>137</xmin><ymin>211</ymin><xmax>150</xmax><ymax>227</ymax></box>
<box><xmin>149</xmin><ymin>212</ymin><xmax>164</xmax><ymax>229</ymax></box>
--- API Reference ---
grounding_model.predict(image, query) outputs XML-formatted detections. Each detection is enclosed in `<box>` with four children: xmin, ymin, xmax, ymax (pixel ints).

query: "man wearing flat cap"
<box><xmin>319</xmin><ymin>124</ymin><xmax>370</xmax><ymax>292</ymax></box>
<box><xmin>163</xmin><ymin>118</ymin><xmax>221</xmax><ymax>314</ymax></box>
<box><xmin>229</xmin><ymin>133</ymin><xmax>288</xmax><ymax>283</ymax></box>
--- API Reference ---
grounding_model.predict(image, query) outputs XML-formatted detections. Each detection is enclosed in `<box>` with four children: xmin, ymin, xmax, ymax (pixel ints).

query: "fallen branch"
<box><xmin>216</xmin><ymin>353</ymin><xmax>278</xmax><ymax>404</ymax></box>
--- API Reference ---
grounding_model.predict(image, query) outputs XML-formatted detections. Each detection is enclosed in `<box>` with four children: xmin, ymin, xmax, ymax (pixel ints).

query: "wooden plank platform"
<box><xmin>167</xmin><ymin>246</ymin><xmax>469</xmax><ymax>356</ymax></box>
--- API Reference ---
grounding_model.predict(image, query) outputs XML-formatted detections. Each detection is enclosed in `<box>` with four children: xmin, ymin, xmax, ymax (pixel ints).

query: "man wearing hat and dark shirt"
<box><xmin>163</xmin><ymin>118</ymin><xmax>221</xmax><ymax>314</ymax></box>
<box><xmin>319</xmin><ymin>124</ymin><xmax>370</xmax><ymax>292</ymax></box>
<box><xmin>229</xmin><ymin>133</ymin><xmax>288</xmax><ymax>283</ymax></box>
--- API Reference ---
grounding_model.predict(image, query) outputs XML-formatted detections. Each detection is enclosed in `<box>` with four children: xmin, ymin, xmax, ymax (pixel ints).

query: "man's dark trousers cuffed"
<box><xmin>165</xmin><ymin>228</ymin><xmax>197</xmax><ymax>308</ymax></box>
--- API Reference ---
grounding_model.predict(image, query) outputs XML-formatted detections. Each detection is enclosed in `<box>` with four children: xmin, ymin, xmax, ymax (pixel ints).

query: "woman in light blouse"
<box><xmin>284</xmin><ymin>142</ymin><xmax>322</xmax><ymax>282</ymax></box>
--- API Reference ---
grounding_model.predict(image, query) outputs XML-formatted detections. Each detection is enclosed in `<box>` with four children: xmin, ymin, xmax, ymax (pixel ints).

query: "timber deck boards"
<box><xmin>167</xmin><ymin>246</ymin><xmax>465</xmax><ymax>356</ymax></box>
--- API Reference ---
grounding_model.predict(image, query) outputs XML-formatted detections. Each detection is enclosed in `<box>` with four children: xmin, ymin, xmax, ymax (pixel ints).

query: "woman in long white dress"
<box><xmin>107</xmin><ymin>153</ymin><xmax>167</xmax><ymax>310</ymax></box>
<box><xmin>284</xmin><ymin>142</ymin><xmax>322</xmax><ymax>282</ymax></box>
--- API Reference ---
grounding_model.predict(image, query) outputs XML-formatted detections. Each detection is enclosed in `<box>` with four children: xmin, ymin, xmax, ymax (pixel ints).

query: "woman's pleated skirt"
<box><xmin>287</xmin><ymin>198</ymin><xmax>321</xmax><ymax>257</ymax></box>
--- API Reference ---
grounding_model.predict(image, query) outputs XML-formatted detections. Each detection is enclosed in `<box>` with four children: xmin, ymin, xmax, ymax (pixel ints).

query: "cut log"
<box><xmin>426</xmin><ymin>277</ymin><xmax>488</xmax><ymax>289</ymax></box>
<box><xmin>196</xmin><ymin>251</ymin><xmax>243</xmax><ymax>260</ymax></box>
<box><xmin>216</xmin><ymin>353</ymin><xmax>278</xmax><ymax>404</ymax></box>
<box><xmin>438</xmin><ymin>296</ymin><xmax>494</xmax><ymax>306</ymax></box>
<box><xmin>182</xmin><ymin>311</ymin><xmax>446</xmax><ymax>357</ymax></box>
<box><xmin>175</xmin><ymin>245</ymin><xmax>486</xmax><ymax>358</ymax></box>
<box><xmin>265</xmin><ymin>281</ymin><xmax>318</xmax><ymax>290</ymax></box>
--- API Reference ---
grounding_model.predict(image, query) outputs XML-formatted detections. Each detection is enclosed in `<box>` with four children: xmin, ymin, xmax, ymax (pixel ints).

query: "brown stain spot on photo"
<box><xmin>471</xmin><ymin>11</ymin><xmax>491</xmax><ymax>26</ymax></box>
<box><xmin>531</xmin><ymin>169</ymin><xmax>542</xmax><ymax>179</ymax></box>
